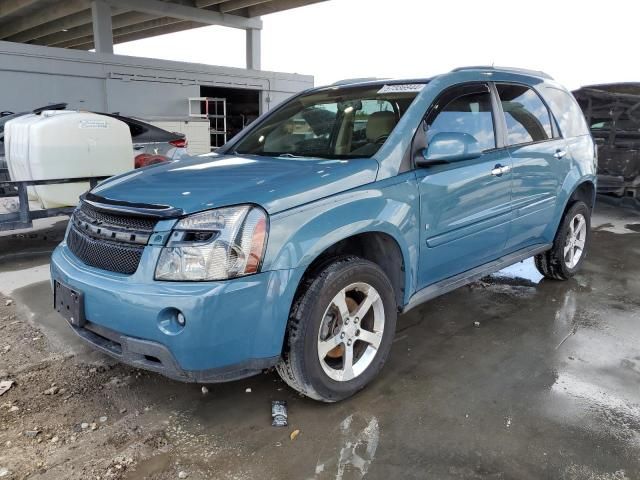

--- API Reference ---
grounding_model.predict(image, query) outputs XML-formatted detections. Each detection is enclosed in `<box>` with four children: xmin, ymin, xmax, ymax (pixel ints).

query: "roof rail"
<box><xmin>331</xmin><ymin>77</ymin><xmax>387</xmax><ymax>86</ymax></box>
<box><xmin>451</xmin><ymin>66</ymin><xmax>553</xmax><ymax>80</ymax></box>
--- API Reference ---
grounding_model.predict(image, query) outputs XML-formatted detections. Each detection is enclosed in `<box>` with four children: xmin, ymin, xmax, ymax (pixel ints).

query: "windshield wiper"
<box><xmin>278</xmin><ymin>153</ymin><xmax>304</xmax><ymax>158</ymax></box>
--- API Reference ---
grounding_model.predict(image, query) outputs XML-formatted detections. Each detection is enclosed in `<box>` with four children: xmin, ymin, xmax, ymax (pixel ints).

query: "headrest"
<box><xmin>366</xmin><ymin>111</ymin><xmax>397</xmax><ymax>142</ymax></box>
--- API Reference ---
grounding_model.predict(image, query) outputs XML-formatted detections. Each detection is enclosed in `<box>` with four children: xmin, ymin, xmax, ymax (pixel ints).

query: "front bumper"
<box><xmin>50</xmin><ymin>242</ymin><xmax>298</xmax><ymax>382</ymax></box>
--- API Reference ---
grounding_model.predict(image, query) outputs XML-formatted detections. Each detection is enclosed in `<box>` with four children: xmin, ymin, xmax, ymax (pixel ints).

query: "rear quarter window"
<box><xmin>541</xmin><ymin>87</ymin><xmax>590</xmax><ymax>138</ymax></box>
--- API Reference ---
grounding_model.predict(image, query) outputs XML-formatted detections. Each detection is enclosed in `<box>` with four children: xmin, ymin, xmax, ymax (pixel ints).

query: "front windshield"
<box><xmin>233</xmin><ymin>84</ymin><xmax>423</xmax><ymax>159</ymax></box>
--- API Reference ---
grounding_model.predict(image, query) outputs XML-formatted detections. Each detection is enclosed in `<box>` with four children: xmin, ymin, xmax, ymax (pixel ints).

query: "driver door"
<box><xmin>415</xmin><ymin>83</ymin><xmax>513</xmax><ymax>288</ymax></box>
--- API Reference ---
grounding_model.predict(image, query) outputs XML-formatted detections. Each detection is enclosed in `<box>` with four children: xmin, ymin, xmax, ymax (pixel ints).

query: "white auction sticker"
<box><xmin>377</xmin><ymin>84</ymin><xmax>425</xmax><ymax>94</ymax></box>
<box><xmin>79</xmin><ymin>120</ymin><xmax>108</xmax><ymax>129</ymax></box>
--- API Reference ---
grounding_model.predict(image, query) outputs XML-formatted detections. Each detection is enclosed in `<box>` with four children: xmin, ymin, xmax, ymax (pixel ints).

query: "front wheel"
<box><xmin>534</xmin><ymin>201</ymin><xmax>591</xmax><ymax>280</ymax></box>
<box><xmin>276</xmin><ymin>257</ymin><xmax>397</xmax><ymax>402</ymax></box>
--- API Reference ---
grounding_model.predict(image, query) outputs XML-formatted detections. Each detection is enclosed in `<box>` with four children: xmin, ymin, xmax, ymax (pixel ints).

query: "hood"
<box><xmin>92</xmin><ymin>154</ymin><xmax>379</xmax><ymax>215</ymax></box>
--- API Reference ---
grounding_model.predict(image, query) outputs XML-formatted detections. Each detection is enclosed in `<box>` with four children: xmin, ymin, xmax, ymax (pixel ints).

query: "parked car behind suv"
<box><xmin>50</xmin><ymin>67</ymin><xmax>596</xmax><ymax>402</ymax></box>
<box><xmin>0</xmin><ymin>106</ymin><xmax>187</xmax><ymax>196</ymax></box>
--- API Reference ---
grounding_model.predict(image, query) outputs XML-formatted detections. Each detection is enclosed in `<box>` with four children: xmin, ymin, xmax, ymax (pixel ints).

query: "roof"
<box><xmin>326</xmin><ymin>66</ymin><xmax>555</xmax><ymax>90</ymax></box>
<box><xmin>450</xmin><ymin>66</ymin><xmax>553</xmax><ymax>80</ymax></box>
<box><xmin>0</xmin><ymin>0</ymin><xmax>327</xmax><ymax>50</ymax></box>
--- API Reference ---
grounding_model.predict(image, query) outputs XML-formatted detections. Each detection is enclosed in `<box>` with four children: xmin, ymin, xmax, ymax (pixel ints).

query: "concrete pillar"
<box><xmin>246</xmin><ymin>27</ymin><xmax>261</xmax><ymax>70</ymax></box>
<box><xmin>91</xmin><ymin>0</ymin><xmax>113</xmax><ymax>54</ymax></box>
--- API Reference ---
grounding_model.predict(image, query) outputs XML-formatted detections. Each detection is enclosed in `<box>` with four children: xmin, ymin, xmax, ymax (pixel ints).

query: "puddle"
<box><xmin>490</xmin><ymin>258</ymin><xmax>544</xmax><ymax>285</ymax></box>
<box><xmin>0</xmin><ymin>263</ymin><xmax>50</xmax><ymax>296</ymax></box>
<box><xmin>552</xmin><ymin>372</ymin><xmax>640</xmax><ymax>445</ymax></box>
<box><xmin>592</xmin><ymin>205</ymin><xmax>640</xmax><ymax>234</ymax></box>
<box><xmin>312</xmin><ymin>413</ymin><xmax>380</xmax><ymax>480</ymax></box>
<box><xmin>124</xmin><ymin>452</ymin><xmax>173</xmax><ymax>480</ymax></box>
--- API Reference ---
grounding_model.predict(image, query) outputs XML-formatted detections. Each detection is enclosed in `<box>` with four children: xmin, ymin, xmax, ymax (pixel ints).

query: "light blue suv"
<box><xmin>50</xmin><ymin>67</ymin><xmax>596</xmax><ymax>402</ymax></box>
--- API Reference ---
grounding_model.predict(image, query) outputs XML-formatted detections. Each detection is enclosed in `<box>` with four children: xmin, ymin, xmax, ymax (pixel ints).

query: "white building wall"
<box><xmin>0</xmin><ymin>41</ymin><xmax>313</xmax><ymax>117</ymax></box>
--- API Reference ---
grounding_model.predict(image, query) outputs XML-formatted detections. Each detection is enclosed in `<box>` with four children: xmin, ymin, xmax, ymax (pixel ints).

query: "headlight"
<box><xmin>155</xmin><ymin>205</ymin><xmax>268</xmax><ymax>281</ymax></box>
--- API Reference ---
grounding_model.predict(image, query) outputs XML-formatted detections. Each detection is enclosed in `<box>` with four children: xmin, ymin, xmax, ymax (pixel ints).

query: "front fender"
<box><xmin>262</xmin><ymin>173</ymin><xmax>420</xmax><ymax>306</ymax></box>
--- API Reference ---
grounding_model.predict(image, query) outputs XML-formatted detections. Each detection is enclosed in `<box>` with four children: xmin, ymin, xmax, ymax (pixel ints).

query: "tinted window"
<box><xmin>427</xmin><ymin>90</ymin><xmax>495</xmax><ymax>151</ymax></box>
<box><xmin>542</xmin><ymin>87</ymin><xmax>590</xmax><ymax>137</ymax></box>
<box><xmin>497</xmin><ymin>84</ymin><xmax>552</xmax><ymax>145</ymax></box>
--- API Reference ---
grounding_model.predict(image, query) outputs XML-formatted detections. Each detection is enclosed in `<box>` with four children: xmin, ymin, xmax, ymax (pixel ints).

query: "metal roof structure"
<box><xmin>0</xmin><ymin>0</ymin><xmax>327</xmax><ymax>68</ymax></box>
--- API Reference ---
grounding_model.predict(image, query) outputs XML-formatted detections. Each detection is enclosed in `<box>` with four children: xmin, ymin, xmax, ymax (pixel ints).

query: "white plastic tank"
<box><xmin>5</xmin><ymin>111</ymin><xmax>133</xmax><ymax>208</ymax></box>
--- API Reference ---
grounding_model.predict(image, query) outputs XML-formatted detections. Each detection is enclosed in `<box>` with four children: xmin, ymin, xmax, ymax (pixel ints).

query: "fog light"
<box><xmin>177</xmin><ymin>312</ymin><xmax>186</xmax><ymax>326</ymax></box>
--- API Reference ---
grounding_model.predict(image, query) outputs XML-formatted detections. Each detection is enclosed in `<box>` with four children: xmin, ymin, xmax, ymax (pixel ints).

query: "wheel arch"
<box><xmin>566</xmin><ymin>180</ymin><xmax>596</xmax><ymax>211</ymax></box>
<box><xmin>292</xmin><ymin>230</ymin><xmax>409</xmax><ymax>312</ymax></box>
<box><xmin>548</xmin><ymin>176</ymin><xmax>596</xmax><ymax>241</ymax></box>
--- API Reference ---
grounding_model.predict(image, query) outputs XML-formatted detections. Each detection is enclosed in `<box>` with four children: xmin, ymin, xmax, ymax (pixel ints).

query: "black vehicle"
<box><xmin>573</xmin><ymin>83</ymin><xmax>640</xmax><ymax>200</ymax></box>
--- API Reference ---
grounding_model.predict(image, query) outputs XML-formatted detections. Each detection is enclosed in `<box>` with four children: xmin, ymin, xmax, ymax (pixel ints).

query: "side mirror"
<box><xmin>416</xmin><ymin>132</ymin><xmax>482</xmax><ymax>166</ymax></box>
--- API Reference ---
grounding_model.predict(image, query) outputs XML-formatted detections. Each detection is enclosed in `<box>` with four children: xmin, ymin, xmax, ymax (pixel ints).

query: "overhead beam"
<box><xmin>0</xmin><ymin>0</ymin><xmax>90</xmax><ymax>39</ymax></box>
<box><xmin>6</xmin><ymin>6</ymin><xmax>127</xmax><ymax>43</ymax></box>
<box><xmin>71</xmin><ymin>20</ymin><xmax>206</xmax><ymax>50</ymax></box>
<box><xmin>37</xmin><ymin>11</ymin><xmax>154</xmax><ymax>46</ymax></box>
<box><xmin>91</xmin><ymin>0</ymin><xmax>113</xmax><ymax>53</ymax></box>
<box><xmin>220</xmin><ymin>0</ymin><xmax>271</xmax><ymax>14</ymax></box>
<box><xmin>194</xmin><ymin>0</ymin><xmax>227</xmax><ymax>6</ymax></box>
<box><xmin>0</xmin><ymin>0</ymin><xmax>42</xmax><ymax>18</ymax></box>
<box><xmin>57</xmin><ymin>17</ymin><xmax>184</xmax><ymax>48</ymax></box>
<box><xmin>248</xmin><ymin>0</ymin><xmax>325</xmax><ymax>17</ymax></box>
<box><xmin>105</xmin><ymin>0</ymin><xmax>262</xmax><ymax>29</ymax></box>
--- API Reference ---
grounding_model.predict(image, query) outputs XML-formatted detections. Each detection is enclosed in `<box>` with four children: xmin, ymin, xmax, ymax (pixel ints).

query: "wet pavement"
<box><xmin>1</xmin><ymin>200</ymin><xmax>639</xmax><ymax>479</ymax></box>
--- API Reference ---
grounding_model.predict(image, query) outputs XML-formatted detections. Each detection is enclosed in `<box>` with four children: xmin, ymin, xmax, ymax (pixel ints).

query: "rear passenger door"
<box><xmin>415</xmin><ymin>83</ymin><xmax>513</xmax><ymax>288</ymax></box>
<box><xmin>494</xmin><ymin>83</ymin><xmax>570</xmax><ymax>250</ymax></box>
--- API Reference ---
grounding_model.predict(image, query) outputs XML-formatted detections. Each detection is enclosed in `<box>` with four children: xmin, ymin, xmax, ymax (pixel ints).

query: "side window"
<box><xmin>427</xmin><ymin>89</ymin><xmax>496</xmax><ymax>151</ymax></box>
<box><xmin>542</xmin><ymin>87</ymin><xmax>590</xmax><ymax>138</ymax></box>
<box><xmin>496</xmin><ymin>84</ymin><xmax>553</xmax><ymax>145</ymax></box>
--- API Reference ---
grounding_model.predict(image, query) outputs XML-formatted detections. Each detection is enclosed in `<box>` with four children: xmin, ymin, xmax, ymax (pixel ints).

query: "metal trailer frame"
<box><xmin>0</xmin><ymin>177</ymin><xmax>108</xmax><ymax>231</ymax></box>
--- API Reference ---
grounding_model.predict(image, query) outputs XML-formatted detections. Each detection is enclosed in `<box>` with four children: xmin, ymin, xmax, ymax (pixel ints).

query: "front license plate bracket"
<box><xmin>54</xmin><ymin>281</ymin><xmax>86</xmax><ymax>327</ymax></box>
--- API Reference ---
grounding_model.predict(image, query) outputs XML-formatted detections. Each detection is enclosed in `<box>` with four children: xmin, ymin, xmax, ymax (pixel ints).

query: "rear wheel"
<box><xmin>276</xmin><ymin>257</ymin><xmax>397</xmax><ymax>402</ymax></box>
<box><xmin>534</xmin><ymin>201</ymin><xmax>591</xmax><ymax>280</ymax></box>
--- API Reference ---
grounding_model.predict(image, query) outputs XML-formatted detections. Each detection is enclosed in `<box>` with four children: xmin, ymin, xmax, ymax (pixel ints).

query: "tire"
<box><xmin>534</xmin><ymin>201</ymin><xmax>591</xmax><ymax>280</ymax></box>
<box><xmin>276</xmin><ymin>256</ymin><xmax>397</xmax><ymax>402</ymax></box>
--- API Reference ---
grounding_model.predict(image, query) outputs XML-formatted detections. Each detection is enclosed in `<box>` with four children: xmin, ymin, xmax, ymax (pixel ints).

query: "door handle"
<box><xmin>554</xmin><ymin>149</ymin><xmax>567</xmax><ymax>159</ymax></box>
<box><xmin>491</xmin><ymin>164</ymin><xmax>511</xmax><ymax>176</ymax></box>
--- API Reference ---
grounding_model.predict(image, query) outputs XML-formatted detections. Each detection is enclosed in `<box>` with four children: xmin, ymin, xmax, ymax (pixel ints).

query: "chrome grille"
<box><xmin>67</xmin><ymin>201</ymin><xmax>159</xmax><ymax>275</ymax></box>
<box><xmin>79</xmin><ymin>203</ymin><xmax>157</xmax><ymax>231</ymax></box>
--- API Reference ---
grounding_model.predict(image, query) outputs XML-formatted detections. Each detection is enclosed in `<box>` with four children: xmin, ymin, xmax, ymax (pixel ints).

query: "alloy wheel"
<box><xmin>317</xmin><ymin>282</ymin><xmax>385</xmax><ymax>382</ymax></box>
<box><xmin>564</xmin><ymin>213</ymin><xmax>587</xmax><ymax>268</ymax></box>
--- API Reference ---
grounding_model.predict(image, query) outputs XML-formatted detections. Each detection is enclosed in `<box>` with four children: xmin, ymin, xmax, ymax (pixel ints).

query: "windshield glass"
<box><xmin>233</xmin><ymin>84</ymin><xmax>423</xmax><ymax>159</ymax></box>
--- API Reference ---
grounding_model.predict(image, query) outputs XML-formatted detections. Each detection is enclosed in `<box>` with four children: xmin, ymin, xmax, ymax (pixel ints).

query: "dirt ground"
<box><xmin>1</xmin><ymin>200</ymin><xmax>640</xmax><ymax>480</ymax></box>
<box><xmin>1</xmin><ymin>292</ymin><xmax>217</xmax><ymax>480</ymax></box>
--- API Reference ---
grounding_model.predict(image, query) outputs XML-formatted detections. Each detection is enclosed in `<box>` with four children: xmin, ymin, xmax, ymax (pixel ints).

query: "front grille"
<box><xmin>67</xmin><ymin>226</ymin><xmax>144</xmax><ymax>275</ymax></box>
<box><xmin>67</xmin><ymin>201</ymin><xmax>160</xmax><ymax>275</ymax></box>
<box><xmin>79</xmin><ymin>203</ymin><xmax>157</xmax><ymax>231</ymax></box>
